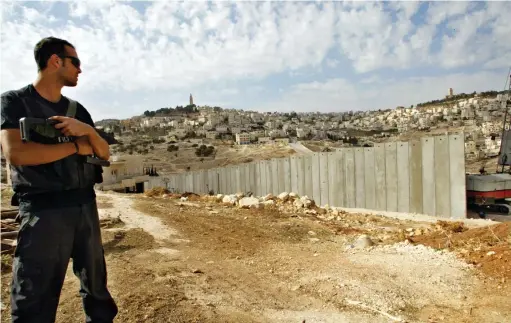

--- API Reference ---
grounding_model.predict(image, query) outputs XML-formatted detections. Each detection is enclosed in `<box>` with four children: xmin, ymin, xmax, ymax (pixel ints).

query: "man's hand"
<box><xmin>49</xmin><ymin>116</ymin><xmax>93</xmax><ymax>137</ymax></box>
<box><xmin>49</xmin><ymin>115</ymin><xmax>110</xmax><ymax>161</ymax></box>
<box><xmin>75</xmin><ymin>136</ymin><xmax>93</xmax><ymax>156</ymax></box>
<box><xmin>1</xmin><ymin>128</ymin><xmax>80</xmax><ymax>166</ymax></box>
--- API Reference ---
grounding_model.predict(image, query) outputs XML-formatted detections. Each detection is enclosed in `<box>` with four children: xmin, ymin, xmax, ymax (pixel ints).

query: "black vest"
<box><xmin>9</xmin><ymin>91</ymin><xmax>98</xmax><ymax>207</ymax></box>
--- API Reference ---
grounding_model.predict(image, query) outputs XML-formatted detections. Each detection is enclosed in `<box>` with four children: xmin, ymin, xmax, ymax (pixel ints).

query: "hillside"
<box><xmin>415</xmin><ymin>90</ymin><xmax>506</xmax><ymax>109</ymax></box>
<box><xmin>111</xmin><ymin>135</ymin><xmax>296</xmax><ymax>174</ymax></box>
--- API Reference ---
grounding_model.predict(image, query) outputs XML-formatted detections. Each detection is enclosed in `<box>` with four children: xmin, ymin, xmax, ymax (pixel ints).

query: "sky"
<box><xmin>1</xmin><ymin>1</ymin><xmax>510</xmax><ymax>121</ymax></box>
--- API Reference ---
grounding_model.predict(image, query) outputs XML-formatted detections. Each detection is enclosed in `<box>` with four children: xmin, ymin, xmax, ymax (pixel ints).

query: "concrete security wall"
<box><xmin>147</xmin><ymin>134</ymin><xmax>466</xmax><ymax>218</ymax></box>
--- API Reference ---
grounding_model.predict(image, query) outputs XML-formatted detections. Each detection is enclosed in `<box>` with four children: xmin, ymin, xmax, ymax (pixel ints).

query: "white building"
<box><xmin>96</xmin><ymin>155</ymin><xmax>149</xmax><ymax>192</ymax></box>
<box><xmin>206</xmin><ymin>131</ymin><xmax>218</xmax><ymax>139</ymax></box>
<box><xmin>258</xmin><ymin>137</ymin><xmax>271</xmax><ymax>144</ymax></box>
<box><xmin>235</xmin><ymin>133</ymin><xmax>251</xmax><ymax>145</ymax></box>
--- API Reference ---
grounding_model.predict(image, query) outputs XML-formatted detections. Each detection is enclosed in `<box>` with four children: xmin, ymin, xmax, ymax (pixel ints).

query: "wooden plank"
<box><xmin>1</xmin><ymin>209</ymin><xmax>19</xmax><ymax>219</ymax></box>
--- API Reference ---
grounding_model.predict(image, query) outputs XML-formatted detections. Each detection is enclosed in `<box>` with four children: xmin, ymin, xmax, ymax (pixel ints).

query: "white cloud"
<box><xmin>2</xmin><ymin>1</ymin><xmax>339</xmax><ymax>92</ymax></box>
<box><xmin>326</xmin><ymin>59</ymin><xmax>340</xmax><ymax>68</ymax></box>
<box><xmin>0</xmin><ymin>0</ymin><xmax>16</xmax><ymax>20</ymax></box>
<box><xmin>0</xmin><ymin>1</ymin><xmax>510</xmax><ymax>120</ymax></box>
<box><xmin>436</xmin><ymin>2</ymin><xmax>511</xmax><ymax>69</ymax></box>
<box><xmin>264</xmin><ymin>71</ymin><xmax>508</xmax><ymax>113</ymax></box>
<box><xmin>426</xmin><ymin>1</ymin><xmax>473</xmax><ymax>25</ymax></box>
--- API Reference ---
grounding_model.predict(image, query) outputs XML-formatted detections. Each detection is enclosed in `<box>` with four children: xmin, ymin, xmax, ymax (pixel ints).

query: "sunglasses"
<box><xmin>59</xmin><ymin>55</ymin><xmax>81</xmax><ymax>69</ymax></box>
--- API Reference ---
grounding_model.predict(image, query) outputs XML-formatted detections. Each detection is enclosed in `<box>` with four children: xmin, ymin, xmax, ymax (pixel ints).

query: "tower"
<box><xmin>189</xmin><ymin>93</ymin><xmax>194</xmax><ymax>105</ymax></box>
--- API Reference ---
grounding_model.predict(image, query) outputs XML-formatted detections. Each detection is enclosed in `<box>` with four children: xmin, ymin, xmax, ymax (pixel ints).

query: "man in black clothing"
<box><xmin>1</xmin><ymin>37</ymin><xmax>118</xmax><ymax>322</ymax></box>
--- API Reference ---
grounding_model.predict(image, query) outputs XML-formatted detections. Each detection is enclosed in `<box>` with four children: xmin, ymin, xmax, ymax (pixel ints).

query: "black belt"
<box><xmin>15</xmin><ymin>188</ymin><xmax>96</xmax><ymax>211</ymax></box>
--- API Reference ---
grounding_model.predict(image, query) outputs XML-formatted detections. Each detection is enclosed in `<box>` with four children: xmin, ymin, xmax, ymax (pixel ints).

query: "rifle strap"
<box><xmin>66</xmin><ymin>98</ymin><xmax>77</xmax><ymax>118</ymax></box>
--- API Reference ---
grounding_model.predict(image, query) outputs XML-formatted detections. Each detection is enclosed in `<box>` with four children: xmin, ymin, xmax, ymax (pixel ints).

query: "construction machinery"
<box><xmin>466</xmin><ymin>71</ymin><xmax>511</xmax><ymax>215</ymax></box>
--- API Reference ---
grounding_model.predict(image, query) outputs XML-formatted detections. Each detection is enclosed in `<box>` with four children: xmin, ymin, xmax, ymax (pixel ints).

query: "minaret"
<box><xmin>189</xmin><ymin>93</ymin><xmax>194</xmax><ymax>105</ymax></box>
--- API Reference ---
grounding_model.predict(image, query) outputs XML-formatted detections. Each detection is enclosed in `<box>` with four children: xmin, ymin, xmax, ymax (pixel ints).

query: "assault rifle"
<box><xmin>19</xmin><ymin>117</ymin><xmax>111</xmax><ymax>167</ymax></box>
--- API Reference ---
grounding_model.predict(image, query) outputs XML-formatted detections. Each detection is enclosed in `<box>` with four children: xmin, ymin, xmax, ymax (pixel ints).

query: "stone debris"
<box><xmin>144</xmin><ymin>187</ymin><xmax>170</xmax><ymax>197</ymax></box>
<box><xmin>262</xmin><ymin>194</ymin><xmax>275</xmax><ymax>202</ymax></box>
<box><xmin>277</xmin><ymin>192</ymin><xmax>290</xmax><ymax>202</ymax></box>
<box><xmin>143</xmin><ymin>189</ymin><xmax>444</xmax><ymax>246</ymax></box>
<box><xmin>262</xmin><ymin>200</ymin><xmax>275</xmax><ymax>206</ymax></box>
<box><xmin>293</xmin><ymin>195</ymin><xmax>315</xmax><ymax>209</ymax></box>
<box><xmin>147</xmin><ymin>188</ymin><xmax>343</xmax><ymax>219</ymax></box>
<box><xmin>153</xmin><ymin>189</ymin><xmax>328</xmax><ymax>215</ymax></box>
<box><xmin>304</xmin><ymin>209</ymin><xmax>317</xmax><ymax>215</ymax></box>
<box><xmin>345</xmin><ymin>234</ymin><xmax>378</xmax><ymax>250</ymax></box>
<box><xmin>354</xmin><ymin>234</ymin><xmax>375</xmax><ymax>249</ymax></box>
<box><xmin>132</xmin><ymin>187</ymin><xmax>496</xmax><ymax>270</ymax></box>
<box><xmin>146</xmin><ymin>187</ymin><xmax>322</xmax><ymax>210</ymax></box>
<box><xmin>222</xmin><ymin>194</ymin><xmax>238</xmax><ymax>205</ymax></box>
<box><xmin>238</xmin><ymin>196</ymin><xmax>261</xmax><ymax>209</ymax></box>
<box><xmin>358</xmin><ymin>240</ymin><xmax>475</xmax><ymax>270</ymax></box>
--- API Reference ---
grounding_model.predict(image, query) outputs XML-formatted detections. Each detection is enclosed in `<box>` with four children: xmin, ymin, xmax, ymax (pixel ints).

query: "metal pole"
<box><xmin>496</xmin><ymin>71</ymin><xmax>511</xmax><ymax>173</ymax></box>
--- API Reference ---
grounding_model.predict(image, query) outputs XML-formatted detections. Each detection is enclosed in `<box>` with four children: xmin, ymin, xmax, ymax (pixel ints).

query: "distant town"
<box><xmin>96</xmin><ymin>89</ymin><xmax>509</xmax><ymax>162</ymax></box>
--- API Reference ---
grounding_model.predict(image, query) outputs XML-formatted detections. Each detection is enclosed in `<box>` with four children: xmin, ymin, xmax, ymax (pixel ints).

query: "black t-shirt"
<box><xmin>1</xmin><ymin>84</ymin><xmax>95</xmax><ymax>131</ymax></box>
<box><xmin>1</xmin><ymin>84</ymin><xmax>98</xmax><ymax>211</ymax></box>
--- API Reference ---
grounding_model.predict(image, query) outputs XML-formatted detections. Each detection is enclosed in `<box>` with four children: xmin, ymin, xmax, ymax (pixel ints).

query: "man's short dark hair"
<box><xmin>34</xmin><ymin>37</ymin><xmax>75</xmax><ymax>71</ymax></box>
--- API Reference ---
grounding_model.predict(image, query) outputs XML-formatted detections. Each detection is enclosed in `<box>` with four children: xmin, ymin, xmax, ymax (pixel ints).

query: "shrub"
<box><xmin>195</xmin><ymin>145</ymin><xmax>215</xmax><ymax>157</ymax></box>
<box><xmin>167</xmin><ymin>145</ymin><xmax>179</xmax><ymax>152</ymax></box>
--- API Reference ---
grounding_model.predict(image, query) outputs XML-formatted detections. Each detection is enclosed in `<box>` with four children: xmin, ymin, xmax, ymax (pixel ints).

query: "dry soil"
<box><xmin>1</xmin><ymin>191</ymin><xmax>510</xmax><ymax>323</ymax></box>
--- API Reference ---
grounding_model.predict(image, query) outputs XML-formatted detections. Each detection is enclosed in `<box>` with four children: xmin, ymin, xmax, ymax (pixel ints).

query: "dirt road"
<box><xmin>2</xmin><ymin>191</ymin><xmax>510</xmax><ymax>323</ymax></box>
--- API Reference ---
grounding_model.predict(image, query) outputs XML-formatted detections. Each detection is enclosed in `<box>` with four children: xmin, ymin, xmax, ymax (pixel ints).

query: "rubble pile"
<box><xmin>146</xmin><ymin>187</ymin><xmax>325</xmax><ymax>214</ymax></box>
<box><xmin>213</xmin><ymin>191</ymin><xmax>319</xmax><ymax>212</ymax></box>
<box><xmin>213</xmin><ymin>192</ymin><xmax>446</xmax><ymax>244</ymax></box>
<box><xmin>144</xmin><ymin>187</ymin><xmax>170</xmax><ymax>197</ymax></box>
<box><xmin>144</xmin><ymin>187</ymin><xmax>443</xmax><ymax>244</ymax></box>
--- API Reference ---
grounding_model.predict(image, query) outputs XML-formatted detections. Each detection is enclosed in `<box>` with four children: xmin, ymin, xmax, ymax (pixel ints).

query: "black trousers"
<box><xmin>10</xmin><ymin>201</ymin><xmax>118</xmax><ymax>323</ymax></box>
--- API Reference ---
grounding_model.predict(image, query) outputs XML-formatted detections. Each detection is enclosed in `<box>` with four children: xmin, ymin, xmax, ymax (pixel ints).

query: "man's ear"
<box><xmin>48</xmin><ymin>54</ymin><xmax>61</xmax><ymax>69</ymax></box>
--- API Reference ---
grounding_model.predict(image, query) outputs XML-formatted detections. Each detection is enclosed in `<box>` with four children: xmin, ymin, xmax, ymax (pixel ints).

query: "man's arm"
<box><xmin>0</xmin><ymin>92</ymin><xmax>76</xmax><ymax>166</ymax></box>
<box><xmin>87</xmin><ymin>129</ymin><xmax>110</xmax><ymax>161</ymax></box>
<box><xmin>49</xmin><ymin>116</ymin><xmax>110</xmax><ymax>161</ymax></box>
<box><xmin>80</xmin><ymin>106</ymin><xmax>110</xmax><ymax>160</ymax></box>
<box><xmin>1</xmin><ymin>129</ymin><xmax>80</xmax><ymax>166</ymax></box>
